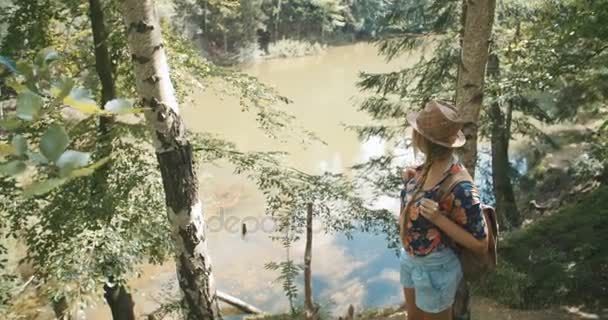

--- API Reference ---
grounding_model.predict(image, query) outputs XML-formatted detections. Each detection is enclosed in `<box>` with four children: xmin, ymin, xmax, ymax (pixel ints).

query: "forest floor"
<box><xmin>8</xmin><ymin>288</ymin><xmax>601</xmax><ymax>320</ymax></box>
<box><xmin>354</xmin><ymin>297</ymin><xmax>602</xmax><ymax>320</ymax></box>
<box><xmin>250</xmin><ymin>296</ymin><xmax>602</xmax><ymax>320</ymax></box>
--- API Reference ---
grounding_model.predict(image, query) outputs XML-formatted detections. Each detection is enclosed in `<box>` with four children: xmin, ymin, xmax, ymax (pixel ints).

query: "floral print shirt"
<box><xmin>400</xmin><ymin>161</ymin><xmax>487</xmax><ymax>257</ymax></box>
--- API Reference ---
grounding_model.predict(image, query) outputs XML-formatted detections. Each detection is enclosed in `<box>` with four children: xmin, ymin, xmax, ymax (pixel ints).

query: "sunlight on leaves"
<box><xmin>56</xmin><ymin>150</ymin><xmax>91</xmax><ymax>176</ymax></box>
<box><xmin>0</xmin><ymin>144</ymin><xmax>16</xmax><ymax>157</ymax></box>
<box><xmin>16</xmin><ymin>90</ymin><xmax>43</xmax><ymax>121</ymax></box>
<box><xmin>5</xmin><ymin>78</ymin><xmax>26</xmax><ymax>93</ymax></box>
<box><xmin>11</xmin><ymin>135</ymin><xmax>27</xmax><ymax>156</ymax></box>
<box><xmin>22</xmin><ymin>178</ymin><xmax>68</xmax><ymax>198</ymax></box>
<box><xmin>36</xmin><ymin>48</ymin><xmax>60</xmax><ymax>66</ymax></box>
<box><xmin>0</xmin><ymin>118</ymin><xmax>22</xmax><ymax>131</ymax></box>
<box><xmin>63</xmin><ymin>87</ymin><xmax>100</xmax><ymax>114</ymax></box>
<box><xmin>104</xmin><ymin>99</ymin><xmax>134</xmax><ymax>114</ymax></box>
<box><xmin>69</xmin><ymin>157</ymin><xmax>110</xmax><ymax>178</ymax></box>
<box><xmin>51</xmin><ymin>78</ymin><xmax>75</xmax><ymax>100</ymax></box>
<box><xmin>0</xmin><ymin>160</ymin><xmax>26</xmax><ymax>176</ymax></box>
<box><xmin>0</xmin><ymin>55</ymin><xmax>17</xmax><ymax>74</ymax></box>
<box><xmin>27</xmin><ymin>151</ymin><xmax>49</xmax><ymax>165</ymax></box>
<box><xmin>40</xmin><ymin>125</ymin><xmax>69</xmax><ymax>162</ymax></box>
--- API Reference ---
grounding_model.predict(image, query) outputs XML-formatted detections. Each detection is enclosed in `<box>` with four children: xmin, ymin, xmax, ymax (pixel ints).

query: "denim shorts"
<box><xmin>400</xmin><ymin>247</ymin><xmax>463</xmax><ymax>313</ymax></box>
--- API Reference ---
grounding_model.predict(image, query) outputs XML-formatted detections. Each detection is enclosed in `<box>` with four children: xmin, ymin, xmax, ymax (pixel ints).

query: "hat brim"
<box><xmin>407</xmin><ymin>112</ymin><xmax>466</xmax><ymax>148</ymax></box>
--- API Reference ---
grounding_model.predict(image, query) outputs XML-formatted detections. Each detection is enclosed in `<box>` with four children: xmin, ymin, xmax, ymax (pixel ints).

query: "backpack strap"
<box><xmin>435</xmin><ymin>167</ymin><xmax>474</xmax><ymax>252</ymax></box>
<box><xmin>435</xmin><ymin>167</ymin><xmax>474</xmax><ymax>203</ymax></box>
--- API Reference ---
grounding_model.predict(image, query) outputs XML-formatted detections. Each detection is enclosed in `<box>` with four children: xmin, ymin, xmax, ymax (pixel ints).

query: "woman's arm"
<box><xmin>419</xmin><ymin>185</ymin><xmax>489</xmax><ymax>255</ymax></box>
<box><xmin>425</xmin><ymin>210</ymin><xmax>488</xmax><ymax>254</ymax></box>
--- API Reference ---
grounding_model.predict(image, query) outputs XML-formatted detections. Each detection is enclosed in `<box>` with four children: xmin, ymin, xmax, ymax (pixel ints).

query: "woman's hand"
<box><xmin>419</xmin><ymin>198</ymin><xmax>440</xmax><ymax>222</ymax></box>
<box><xmin>402</xmin><ymin>167</ymin><xmax>416</xmax><ymax>183</ymax></box>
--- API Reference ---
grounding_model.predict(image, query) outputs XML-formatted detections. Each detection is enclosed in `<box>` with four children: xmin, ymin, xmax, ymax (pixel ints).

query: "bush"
<box><xmin>480</xmin><ymin>186</ymin><xmax>608</xmax><ymax>309</ymax></box>
<box><xmin>475</xmin><ymin>261</ymin><xmax>530</xmax><ymax>308</ymax></box>
<box><xmin>266</xmin><ymin>40</ymin><xmax>326</xmax><ymax>59</ymax></box>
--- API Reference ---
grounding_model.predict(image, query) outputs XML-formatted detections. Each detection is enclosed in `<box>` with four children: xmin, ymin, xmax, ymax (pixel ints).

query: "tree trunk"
<box><xmin>121</xmin><ymin>1</ymin><xmax>220</xmax><ymax>319</ymax></box>
<box><xmin>104</xmin><ymin>282</ymin><xmax>136</xmax><ymax>320</ymax></box>
<box><xmin>89</xmin><ymin>1</ymin><xmax>138</xmax><ymax>318</ymax></box>
<box><xmin>274</xmin><ymin>0</ymin><xmax>282</xmax><ymax>41</ymax></box>
<box><xmin>89</xmin><ymin>0</ymin><xmax>115</xmax><ymax>132</ymax></box>
<box><xmin>455</xmin><ymin>0</ymin><xmax>497</xmax><ymax>178</ymax></box>
<box><xmin>487</xmin><ymin>53</ymin><xmax>520</xmax><ymax>229</ymax></box>
<box><xmin>52</xmin><ymin>297</ymin><xmax>71</xmax><ymax>320</ymax></box>
<box><xmin>304</xmin><ymin>203</ymin><xmax>315</xmax><ymax>320</ymax></box>
<box><xmin>490</xmin><ymin>104</ymin><xmax>520</xmax><ymax>229</ymax></box>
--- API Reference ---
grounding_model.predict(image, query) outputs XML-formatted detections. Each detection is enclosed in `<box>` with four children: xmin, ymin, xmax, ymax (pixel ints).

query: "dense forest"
<box><xmin>0</xmin><ymin>0</ymin><xmax>606</xmax><ymax>320</ymax></box>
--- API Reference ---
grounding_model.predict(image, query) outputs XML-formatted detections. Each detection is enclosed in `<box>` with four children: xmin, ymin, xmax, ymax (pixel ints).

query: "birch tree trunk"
<box><xmin>121</xmin><ymin>1</ymin><xmax>220</xmax><ymax>318</ymax></box>
<box><xmin>455</xmin><ymin>0</ymin><xmax>497</xmax><ymax>178</ymax></box>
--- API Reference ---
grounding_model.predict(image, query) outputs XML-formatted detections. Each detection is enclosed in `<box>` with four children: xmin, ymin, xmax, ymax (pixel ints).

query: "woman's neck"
<box><xmin>420</xmin><ymin>155</ymin><xmax>453</xmax><ymax>190</ymax></box>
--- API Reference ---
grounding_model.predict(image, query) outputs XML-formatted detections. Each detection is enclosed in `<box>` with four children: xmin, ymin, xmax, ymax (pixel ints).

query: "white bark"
<box><xmin>455</xmin><ymin>0</ymin><xmax>497</xmax><ymax>177</ymax></box>
<box><xmin>121</xmin><ymin>1</ymin><xmax>220</xmax><ymax>318</ymax></box>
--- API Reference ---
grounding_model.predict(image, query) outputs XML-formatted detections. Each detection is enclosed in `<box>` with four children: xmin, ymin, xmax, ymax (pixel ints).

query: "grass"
<box><xmin>478</xmin><ymin>186</ymin><xmax>608</xmax><ymax>310</ymax></box>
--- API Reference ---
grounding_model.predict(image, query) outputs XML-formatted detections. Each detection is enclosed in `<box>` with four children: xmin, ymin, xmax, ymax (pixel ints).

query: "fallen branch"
<box><xmin>147</xmin><ymin>291</ymin><xmax>262</xmax><ymax>319</ymax></box>
<box><xmin>217</xmin><ymin>290</ymin><xmax>263</xmax><ymax>315</ymax></box>
<box><xmin>17</xmin><ymin>276</ymin><xmax>35</xmax><ymax>295</ymax></box>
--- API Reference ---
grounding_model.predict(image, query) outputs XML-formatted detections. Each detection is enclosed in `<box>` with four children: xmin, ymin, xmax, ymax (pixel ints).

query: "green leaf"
<box><xmin>40</xmin><ymin>125</ymin><xmax>69</xmax><ymax>162</ymax></box>
<box><xmin>69</xmin><ymin>157</ymin><xmax>111</xmax><ymax>178</ymax></box>
<box><xmin>27</xmin><ymin>151</ymin><xmax>48</xmax><ymax>165</ymax></box>
<box><xmin>0</xmin><ymin>160</ymin><xmax>26</xmax><ymax>176</ymax></box>
<box><xmin>50</xmin><ymin>78</ymin><xmax>75</xmax><ymax>100</ymax></box>
<box><xmin>22</xmin><ymin>178</ymin><xmax>67</xmax><ymax>198</ymax></box>
<box><xmin>5</xmin><ymin>79</ymin><xmax>26</xmax><ymax>94</ymax></box>
<box><xmin>104</xmin><ymin>99</ymin><xmax>134</xmax><ymax>114</ymax></box>
<box><xmin>16</xmin><ymin>62</ymin><xmax>33</xmax><ymax>80</ymax></box>
<box><xmin>11</xmin><ymin>135</ymin><xmax>27</xmax><ymax>156</ymax></box>
<box><xmin>63</xmin><ymin>88</ymin><xmax>99</xmax><ymax>114</ymax></box>
<box><xmin>0</xmin><ymin>118</ymin><xmax>23</xmax><ymax>130</ymax></box>
<box><xmin>0</xmin><ymin>55</ymin><xmax>17</xmax><ymax>74</ymax></box>
<box><xmin>0</xmin><ymin>144</ymin><xmax>16</xmax><ymax>157</ymax></box>
<box><xmin>36</xmin><ymin>48</ymin><xmax>60</xmax><ymax>66</ymax></box>
<box><xmin>56</xmin><ymin>150</ymin><xmax>91</xmax><ymax>176</ymax></box>
<box><xmin>16</xmin><ymin>90</ymin><xmax>43</xmax><ymax>121</ymax></box>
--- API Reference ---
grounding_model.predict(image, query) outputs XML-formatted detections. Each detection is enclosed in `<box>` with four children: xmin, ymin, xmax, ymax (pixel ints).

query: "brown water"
<box><xmin>85</xmin><ymin>43</ymin><xmax>423</xmax><ymax>319</ymax></box>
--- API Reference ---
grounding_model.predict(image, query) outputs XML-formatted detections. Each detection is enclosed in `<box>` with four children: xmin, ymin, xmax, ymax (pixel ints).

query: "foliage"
<box><xmin>591</xmin><ymin>119</ymin><xmax>608</xmax><ymax>183</ymax></box>
<box><xmin>351</xmin><ymin>0</ymin><xmax>608</xmax><ymax>230</ymax></box>
<box><xmin>0</xmin><ymin>0</ymin><xmax>325</xmax><ymax>310</ymax></box>
<box><xmin>474</xmin><ymin>260</ymin><xmax>530</xmax><ymax>307</ymax></box>
<box><xmin>173</xmin><ymin>0</ymin><xmax>263</xmax><ymax>61</ymax></box>
<box><xmin>0</xmin><ymin>51</ymin><xmax>124</xmax><ymax>196</ymax></box>
<box><xmin>0</xmin><ymin>234</ymin><xmax>18</xmax><ymax>311</ymax></box>
<box><xmin>3</xmin><ymin>137</ymin><xmax>170</xmax><ymax>306</ymax></box>
<box><xmin>171</xmin><ymin>0</ymin><xmax>400</xmax><ymax>60</ymax></box>
<box><xmin>265</xmin><ymin>259</ymin><xmax>302</xmax><ymax>313</ymax></box>
<box><xmin>481</xmin><ymin>186</ymin><xmax>608</xmax><ymax>309</ymax></box>
<box><xmin>266</xmin><ymin>39</ymin><xmax>325</xmax><ymax>59</ymax></box>
<box><xmin>191</xmin><ymin>131</ymin><xmax>395</xmax><ymax>307</ymax></box>
<box><xmin>0</xmin><ymin>48</ymin><xmax>167</xmax><ymax>307</ymax></box>
<box><xmin>349</xmin><ymin>0</ymin><xmax>392</xmax><ymax>37</ymax></box>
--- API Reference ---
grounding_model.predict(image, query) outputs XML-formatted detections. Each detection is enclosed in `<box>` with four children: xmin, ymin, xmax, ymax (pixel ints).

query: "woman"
<box><xmin>399</xmin><ymin>100</ymin><xmax>488</xmax><ymax>320</ymax></box>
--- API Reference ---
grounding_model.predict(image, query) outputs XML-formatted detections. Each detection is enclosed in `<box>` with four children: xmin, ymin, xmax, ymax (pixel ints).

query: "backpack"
<box><xmin>436</xmin><ymin>169</ymin><xmax>499</xmax><ymax>282</ymax></box>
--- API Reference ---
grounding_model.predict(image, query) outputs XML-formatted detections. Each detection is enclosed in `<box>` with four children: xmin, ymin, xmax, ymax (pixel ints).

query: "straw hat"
<box><xmin>406</xmin><ymin>100</ymin><xmax>466</xmax><ymax>148</ymax></box>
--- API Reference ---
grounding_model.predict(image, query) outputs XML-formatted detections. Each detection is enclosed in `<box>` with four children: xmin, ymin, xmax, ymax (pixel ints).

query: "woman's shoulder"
<box><xmin>451</xmin><ymin>180</ymin><xmax>481</xmax><ymax>206</ymax></box>
<box><xmin>448</xmin><ymin>163</ymin><xmax>479</xmax><ymax>200</ymax></box>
